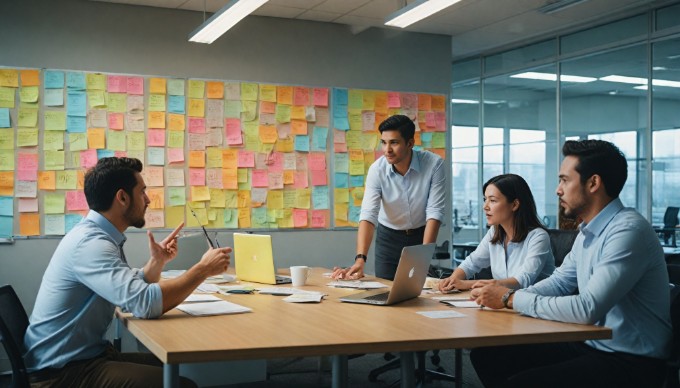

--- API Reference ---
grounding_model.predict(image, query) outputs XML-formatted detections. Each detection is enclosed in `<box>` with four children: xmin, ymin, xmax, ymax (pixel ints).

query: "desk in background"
<box><xmin>117</xmin><ymin>267</ymin><xmax>611</xmax><ymax>388</ymax></box>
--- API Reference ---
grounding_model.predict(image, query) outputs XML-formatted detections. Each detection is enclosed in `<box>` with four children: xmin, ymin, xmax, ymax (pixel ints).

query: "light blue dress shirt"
<box><xmin>514</xmin><ymin>198</ymin><xmax>672</xmax><ymax>359</ymax></box>
<box><xmin>458</xmin><ymin>226</ymin><xmax>555</xmax><ymax>288</ymax></box>
<box><xmin>24</xmin><ymin>211</ymin><xmax>163</xmax><ymax>372</ymax></box>
<box><xmin>359</xmin><ymin>149</ymin><xmax>446</xmax><ymax>229</ymax></box>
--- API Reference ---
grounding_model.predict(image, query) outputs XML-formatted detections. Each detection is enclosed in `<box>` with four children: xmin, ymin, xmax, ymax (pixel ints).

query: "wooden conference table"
<box><xmin>116</xmin><ymin>268</ymin><xmax>611</xmax><ymax>388</ymax></box>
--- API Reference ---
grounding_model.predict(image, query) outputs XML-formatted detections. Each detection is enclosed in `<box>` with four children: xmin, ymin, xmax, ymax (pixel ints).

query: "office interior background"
<box><xmin>1</xmin><ymin>0</ymin><xmax>679</xmax><ymax>378</ymax></box>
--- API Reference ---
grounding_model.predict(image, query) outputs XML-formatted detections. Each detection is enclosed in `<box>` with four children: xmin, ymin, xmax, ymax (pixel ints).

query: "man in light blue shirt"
<box><xmin>331</xmin><ymin>114</ymin><xmax>446</xmax><ymax>280</ymax></box>
<box><xmin>24</xmin><ymin>157</ymin><xmax>232</xmax><ymax>388</ymax></box>
<box><xmin>472</xmin><ymin>140</ymin><xmax>672</xmax><ymax>387</ymax></box>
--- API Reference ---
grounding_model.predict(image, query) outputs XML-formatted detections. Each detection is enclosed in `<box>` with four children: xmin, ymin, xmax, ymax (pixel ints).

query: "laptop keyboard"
<box><xmin>364</xmin><ymin>292</ymin><xmax>389</xmax><ymax>302</ymax></box>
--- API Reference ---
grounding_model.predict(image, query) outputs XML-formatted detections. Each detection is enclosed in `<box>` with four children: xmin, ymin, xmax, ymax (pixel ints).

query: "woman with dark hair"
<box><xmin>439</xmin><ymin>174</ymin><xmax>555</xmax><ymax>292</ymax></box>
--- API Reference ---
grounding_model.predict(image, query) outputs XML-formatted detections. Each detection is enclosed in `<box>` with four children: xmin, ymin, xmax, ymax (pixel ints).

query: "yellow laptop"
<box><xmin>233</xmin><ymin>233</ymin><xmax>292</xmax><ymax>285</ymax></box>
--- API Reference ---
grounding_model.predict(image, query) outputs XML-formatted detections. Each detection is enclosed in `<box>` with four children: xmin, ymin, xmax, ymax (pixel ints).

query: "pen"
<box><xmin>188</xmin><ymin>207</ymin><xmax>216</xmax><ymax>249</ymax></box>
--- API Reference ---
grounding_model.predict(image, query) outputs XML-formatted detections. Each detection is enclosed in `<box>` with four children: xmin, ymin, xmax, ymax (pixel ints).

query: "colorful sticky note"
<box><xmin>19</xmin><ymin>213</ymin><xmax>40</xmax><ymax>236</ymax></box>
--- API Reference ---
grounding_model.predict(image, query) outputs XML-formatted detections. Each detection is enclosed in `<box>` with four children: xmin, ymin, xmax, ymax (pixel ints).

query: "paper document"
<box><xmin>442</xmin><ymin>300</ymin><xmax>483</xmax><ymax>308</ymax></box>
<box><xmin>282</xmin><ymin>292</ymin><xmax>325</xmax><ymax>303</ymax></box>
<box><xmin>326</xmin><ymin>280</ymin><xmax>387</xmax><ymax>289</ymax></box>
<box><xmin>258</xmin><ymin>287</ymin><xmax>322</xmax><ymax>296</ymax></box>
<box><xmin>195</xmin><ymin>283</ymin><xmax>220</xmax><ymax>293</ymax></box>
<box><xmin>184</xmin><ymin>294</ymin><xmax>222</xmax><ymax>303</ymax></box>
<box><xmin>176</xmin><ymin>300</ymin><xmax>251</xmax><ymax>316</ymax></box>
<box><xmin>417</xmin><ymin>310</ymin><xmax>467</xmax><ymax>319</ymax></box>
<box><xmin>162</xmin><ymin>270</ymin><xmax>236</xmax><ymax>284</ymax></box>
<box><xmin>432</xmin><ymin>296</ymin><xmax>471</xmax><ymax>301</ymax></box>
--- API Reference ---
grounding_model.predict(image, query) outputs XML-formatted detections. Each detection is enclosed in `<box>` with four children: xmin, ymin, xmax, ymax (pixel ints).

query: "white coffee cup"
<box><xmin>290</xmin><ymin>266</ymin><xmax>311</xmax><ymax>287</ymax></box>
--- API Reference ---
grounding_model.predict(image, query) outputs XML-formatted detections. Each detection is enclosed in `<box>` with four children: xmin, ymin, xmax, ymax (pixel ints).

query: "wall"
<box><xmin>0</xmin><ymin>0</ymin><xmax>452</xmax><ymax>316</ymax></box>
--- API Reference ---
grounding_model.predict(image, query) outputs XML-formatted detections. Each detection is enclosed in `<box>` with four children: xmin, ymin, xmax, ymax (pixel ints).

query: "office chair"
<box><xmin>0</xmin><ymin>285</ymin><xmax>31</xmax><ymax>388</ymax></box>
<box><xmin>547</xmin><ymin>229</ymin><xmax>578</xmax><ymax>267</ymax></box>
<box><xmin>665</xmin><ymin>265</ymin><xmax>680</xmax><ymax>388</ymax></box>
<box><xmin>429</xmin><ymin>240</ymin><xmax>453</xmax><ymax>279</ymax></box>
<box><xmin>657</xmin><ymin>207</ymin><xmax>680</xmax><ymax>247</ymax></box>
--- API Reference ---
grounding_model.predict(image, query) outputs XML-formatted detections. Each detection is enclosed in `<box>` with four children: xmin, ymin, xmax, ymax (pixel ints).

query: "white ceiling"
<box><xmin>90</xmin><ymin>0</ymin><xmax>666</xmax><ymax>59</ymax></box>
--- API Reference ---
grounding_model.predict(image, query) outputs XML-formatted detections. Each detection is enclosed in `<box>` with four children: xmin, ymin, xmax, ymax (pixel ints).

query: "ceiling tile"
<box><xmin>313</xmin><ymin>0</ymin><xmax>372</xmax><ymax>14</ymax></box>
<box><xmin>252</xmin><ymin>4</ymin><xmax>307</xmax><ymax>18</ymax></box>
<box><xmin>296</xmin><ymin>9</ymin><xmax>343</xmax><ymax>22</ymax></box>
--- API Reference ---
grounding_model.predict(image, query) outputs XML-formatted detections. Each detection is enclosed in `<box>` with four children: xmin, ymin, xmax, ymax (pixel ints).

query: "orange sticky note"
<box><xmin>38</xmin><ymin>171</ymin><xmax>56</xmax><ymax>190</ymax></box>
<box><xmin>20</xmin><ymin>70</ymin><xmax>40</xmax><ymax>87</ymax></box>
<box><xmin>206</xmin><ymin>81</ymin><xmax>224</xmax><ymax>99</ymax></box>
<box><xmin>20</xmin><ymin>213</ymin><xmax>40</xmax><ymax>236</ymax></box>
<box><xmin>77</xmin><ymin>170</ymin><xmax>85</xmax><ymax>189</ymax></box>
<box><xmin>147</xmin><ymin>187</ymin><xmax>165</xmax><ymax>209</ymax></box>
<box><xmin>418</xmin><ymin>94</ymin><xmax>432</xmax><ymax>111</ymax></box>
<box><xmin>290</xmin><ymin>120</ymin><xmax>307</xmax><ymax>135</ymax></box>
<box><xmin>260</xmin><ymin>101</ymin><xmax>276</xmax><ymax>114</ymax></box>
<box><xmin>148</xmin><ymin>111</ymin><xmax>166</xmax><ymax>129</ymax></box>
<box><xmin>87</xmin><ymin>128</ymin><xmax>106</xmax><ymax>149</ymax></box>
<box><xmin>277</xmin><ymin>86</ymin><xmax>293</xmax><ymax>105</ymax></box>
<box><xmin>168</xmin><ymin>113</ymin><xmax>185</xmax><ymax>131</ymax></box>
<box><xmin>258</xmin><ymin>125</ymin><xmax>278</xmax><ymax>144</ymax></box>
<box><xmin>149</xmin><ymin>78</ymin><xmax>167</xmax><ymax>94</ymax></box>
<box><xmin>283</xmin><ymin>170</ymin><xmax>294</xmax><ymax>185</ymax></box>
<box><xmin>0</xmin><ymin>171</ymin><xmax>14</xmax><ymax>195</ymax></box>
<box><xmin>188</xmin><ymin>150</ymin><xmax>205</xmax><ymax>168</ymax></box>
<box><xmin>238</xmin><ymin>207</ymin><xmax>251</xmax><ymax>228</ymax></box>
<box><xmin>222</xmin><ymin>168</ymin><xmax>238</xmax><ymax>190</ymax></box>
<box><xmin>431</xmin><ymin>95</ymin><xmax>445</xmax><ymax>112</ymax></box>
<box><xmin>374</xmin><ymin>92</ymin><xmax>388</xmax><ymax>113</ymax></box>
<box><xmin>290</xmin><ymin>106</ymin><xmax>306</xmax><ymax>120</ymax></box>
<box><xmin>414</xmin><ymin>132</ymin><xmax>422</xmax><ymax>146</ymax></box>
<box><xmin>222</xmin><ymin>149</ymin><xmax>238</xmax><ymax>169</ymax></box>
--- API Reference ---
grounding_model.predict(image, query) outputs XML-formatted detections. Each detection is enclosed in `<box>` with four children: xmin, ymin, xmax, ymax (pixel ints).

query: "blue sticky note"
<box><xmin>333</xmin><ymin>104</ymin><xmax>347</xmax><ymax>118</ymax></box>
<box><xmin>348</xmin><ymin>206</ymin><xmax>361</xmax><ymax>224</ymax></box>
<box><xmin>97</xmin><ymin>149</ymin><xmax>114</xmax><ymax>159</ymax></box>
<box><xmin>67</xmin><ymin>92</ymin><xmax>87</xmax><ymax>117</ymax></box>
<box><xmin>312</xmin><ymin>126</ymin><xmax>328</xmax><ymax>151</ymax></box>
<box><xmin>334</xmin><ymin>88</ymin><xmax>348</xmax><ymax>105</ymax></box>
<box><xmin>334</xmin><ymin>117</ymin><xmax>349</xmax><ymax>131</ymax></box>
<box><xmin>413</xmin><ymin>145</ymin><xmax>423</xmax><ymax>151</ymax></box>
<box><xmin>66</xmin><ymin>116</ymin><xmax>87</xmax><ymax>133</ymax></box>
<box><xmin>334</xmin><ymin>173</ymin><xmax>348</xmax><ymax>188</ymax></box>
<box><xmin>0</xmin><ymin>108</ymin><xmax>9</xmax><ymax>128</ymax></box>
<box><xmin>334</xmin><ymin>153</ymin><xmax>349</xmax><ymax>173</ymax></box>
<box><xmin>66</xmin><ymin>72</ymin><xmax>86</xmax><ymax>90</ymax></box>
<box><xmin>168</xmin><ymin>95</ymin><xmax>185</xmax><ymax>114</ymax></box>
<box><xmin>0</xmin><ymin>196</ymin><xmax>13</xmax><ymax>216</ymax></box>
<box><xmin>349</xmin><ymin>175</ymin><xmax>364</xmax><ymax>188</ymax></box>
<box><xmin>420</xmin><ymin>132</ymin><xmax>433</xmax><ymax>142</ymax></box>
<box><xmin>312</xmin><ymin>186</ymin><xmax>329</xmax><ymax>210</ymax></box>
<box><xmin>65</xmin><ymin>214</ymin><xmax>83</xmax><ymax>233</ymax></box>
<box><xmin>147</xmin><ymin>147</ymin><xmax>165</xmax><ymax>165</ymax></box>
<box><xmin>45</xmin><ymin>89</ymin><xmax>64</xmax><ymax>107</ymax></box>
<box><xmin>0</xmin><ymin>216</ymin><xmax>12</xmax><ymax>238</ymax></box>
<box><xmin>294</xmin><ymin>135</ymin><xmax>310</xmax><ymax>152</ymax></box>
<box><xmin>45</xmin><ymin>70</ymin><xmax>65</xmax><ymax>89</ymax></box>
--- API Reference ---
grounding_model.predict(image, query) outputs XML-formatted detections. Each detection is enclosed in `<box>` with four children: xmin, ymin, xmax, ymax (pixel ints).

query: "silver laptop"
<box><xmin>339</xmin><ymin>243</ymin><xmax>435</xmax><ymax>306</ymax></box>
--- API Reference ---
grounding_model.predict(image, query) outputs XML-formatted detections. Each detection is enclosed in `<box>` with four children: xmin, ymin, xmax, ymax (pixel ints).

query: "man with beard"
<box><xmin>24</xmin><ymin>157</ymin><xmax>231</xmax><ymax>388</ymax></box>
<box><xmin>471</xmin><ymin>140</ymin><xmax>672</xmax><ymax>387</ymax></box>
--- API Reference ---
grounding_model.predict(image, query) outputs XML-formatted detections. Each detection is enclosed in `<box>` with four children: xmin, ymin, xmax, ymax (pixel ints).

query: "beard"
<box><xmin>560</xmin><ymin>187</ymin><xmax>588</xmax><ymax>220</ymax></box>
<box><xmin>123</xmin><ymin>196</ymin><xmax>146</xmax><ymax>228</ymax></box>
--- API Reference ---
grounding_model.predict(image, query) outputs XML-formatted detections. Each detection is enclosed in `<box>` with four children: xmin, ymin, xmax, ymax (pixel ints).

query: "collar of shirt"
<box><xmin>85</xmin><ymin>210</ymin><xmax>127</xmax><ymax>248</ymax></box>
<box><xmin>579</xmin><ymin>197</ymin><xmax>624</xmax><ymax>239</ymax></box>
<box><xmin>385</xmin><ymin>149</ymin><xmax>421</xmax><ymax>176</ymax></box>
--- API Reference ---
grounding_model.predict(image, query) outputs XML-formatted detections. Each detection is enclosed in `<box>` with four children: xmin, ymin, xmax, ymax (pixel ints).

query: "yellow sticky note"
<box><xmin>148</xmin><ymin>111</ymin><xmax>165</xmax><ymax>129</ymax></box>
<box><xmin>165</xmin><ymin>206</ymin><xmax>185</xmax><ymax>229</ymax></box>
<box><xmin>148</xmin><ymin>94</ymin><xmax>166</xmax><ymax>112</ymax></box>
<box><xmin>241</xmin><ymin>82</ymin><xmax>258</xmax><ymax>101</ymax></box>
<box><xmin>44</xmin><ymin>192</ymin><xmax>65</xmax><ymax>214</ymax></box>
<box><xmin>188</xmin><ymin>80</ymin><xmax>205</xmax><ymax>99</ymax></box>
<box><xmin>149</xmin><ymin>78</ymin><xmax>167</xmax><ymax>94</ymax></box>
<box><xmin>20</xmin><ymin>213</ymin><xmax>40</xmax><ymax>236</ymax></box>
<box><xmin>86</xmin><ymin>73</ymin><xmax>106</xmax><ymax>91</ymax></box>
<box><xmin>20</xmin><ymin>70</ymin><xmax>40</xmax><ymax>87</ymax></box>
<box><xmin>258</xmin><ymin>125</ymin><xmax>278</xmax><ymax>144</ymax></box>
<box><xmin>43</xmin><ymin>131</ymin><xmax>64</xmax><ymax>151</ymax></box>
<box><xmin>206</xmin><ymin>147</ymin><xmax>222</xmax><ymax>168</ymax></box>
<box><xmin>0</xmin><ymin>150</ymin><xmax>14</xmax><ymax>170</ymax></box>
<box><xmin>349</xmin><ymin>160</ymin><xmax>364</xmax><ymax>175</ymax></box>
<box><xmin>107</xmin><ymin>130</ymin><xmax>126</xmax><ymax>151</ymax></box>
<box><xmin>55</xmin><ymin>170</ymin><xmax>78</xmax><ymax>190</ymax></box>
<box><xmin>290</xmin><ymin>105</ymin><xmax>306</xmax><ymax>120</ymax></box>
<box><xmin>127</xmin><ymin>132</ymin><xmax>146</xmax><ymax>151</ymax></box>
<box><xmin>44</xmin><ymin>150</ymin><xmax>65</xmax><ymax>170</ymax></box>
<box><xmin>335</xmin><ymin>203</ymin><xmax>348</xmax><ymax>222</ymax></box>
<box><xmin>188</xmin><ymin>99</ymin><xmax>205</xmax><ymax>117</ymax></box>
<box><xmin>17</xmin><ymin>127</ymin><xmax>38</xmax><ymax>147</ymax></box>
<box><xmin>296</xmin><ymin>189</ymin><xmax>311</xmax><ymax>209</ymax></box>
<box><xmin>188</xmin><ymin>150</ymin><xmax>205</xmax><ymax>168</ymax></box>
<box><xmin>20</xmin><ymin>86</ymin><xmax>39</xmax><ymax>103</ymax></box>
<box><xmin>274</xmin><ymin>137</ymin><xmax>294</xmax><ymax>153</ymax></box>
<box><xmin>87</xmin><ymin>90</ymin><xmax>106</xmax><ymax>108</ymax></box>
<box><xmin>0</xmin><ymin>87</ymin><xmax>15</xmax><ymax>109</ymax></box>
<box><xmin>18</xmin><ymin>108</ymin><xmax>38</xmax><ymax>127</ymax></box>
<box><xmin>107</xmin><ymin>93</ymin><xmax>127</xmax><ymax>113</ymax></box>
<box><xmin>209</xmin><ymin>188</ymin><xmax>226</xmax><ymax>208</ymax></box>
<box><xmin>267</xmin><ymin>190</ymin><xmax>284</xmax><ymax>209</ymax></box>
<box><xmin>45</xmin><ymin>111</ymin><xmax>67</xmax><ymax>131</ymax></box>
<box><xmin>0</xmin><ymin>69</ymin><xmax>19</xmax><ymax>87</ymax></box>
<box><xmin>68</xmin><ymin>133</ymin><xmax>88</xmax><ymax>151</ymax></box>
<box><xmin>0</xmin><ymin>129</ymin><xmax>14</xmax><ymax>150</ymax></box>
<box><xmin>334</xmin><ymin>188</ymin><xmax>349</xmax><ymax>203</ymax></box>
<box><xmin>190</xmin><ymin>186</ymin><xmax>210</xmax><ymax>201</ymax></box>
<box><xmin>260</xmin><ymin>84</ymin><xmax>277</xmax><ymax>102</ymax></box>
<box><xmin>87</xmin><ymin>128</ymin><xmax>106</xmax><ymax>149</ymax></box>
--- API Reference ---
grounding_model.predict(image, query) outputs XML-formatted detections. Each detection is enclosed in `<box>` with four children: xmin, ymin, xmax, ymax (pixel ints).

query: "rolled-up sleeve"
<box><xmin>72</xmin><ymin>236</ymin><xmax>163</xmax><ymax>319</ymax></box>
<box><xmin>425</xmin><ymin>158</ymin><xmax>446</xmax><ymax>222</ymax></box>
<box><xmin>458</xmin><ymin>229</ymin><xmax>492</xmax><ymax>278</ymax></box>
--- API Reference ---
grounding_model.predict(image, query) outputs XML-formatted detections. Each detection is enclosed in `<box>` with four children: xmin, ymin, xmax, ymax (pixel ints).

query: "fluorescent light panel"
<box><xmin>510</xmin><ymin>72</ymin><xmax>596</xmax><ymax>83</ymax></box>
<box><xmin>189</xmin><ymin>0</ymin><xmax>269</xmax><ymax>44</ymax></box>
<box><xmin>385</xmin><ymin>0</ymin><xmax>462</xmax><ymax>28</ymax></box>
<box><xmin>600</xmin><ymin>75</ymin><xmax>680</xmax><ymax>88</ymax></box>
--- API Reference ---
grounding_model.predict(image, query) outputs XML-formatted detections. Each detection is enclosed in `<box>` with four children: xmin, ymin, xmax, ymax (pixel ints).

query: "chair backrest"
<box><xmin>0</xmin><ymin>285</ymin><xmax>31</xmax><ymax>388</ymax></box>
<box><xmin>665</xmin><ymin>207</ymin><xmax>680</xmax><ymax>228</ymax></box>
<box><xmin>547</xmin><ymin>229</ymin><xmax>578</xmax><ymax>267</ymax></box>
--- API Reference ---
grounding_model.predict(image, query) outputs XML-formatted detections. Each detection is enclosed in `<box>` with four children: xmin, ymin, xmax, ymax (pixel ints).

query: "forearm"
<box><xmin>356</xmin><ymin>220</ymin><xmax>375</xmax><ymax>257</ymax></box>
<box><xmin>142</xmin><ymin>258</ymin><xmax>165</xmax><ymax>283</ymax></box>
<box><xmin>159</xmin><ymin>264</ymin><xmax>209</xmax><ymax>313</ymax></box>
<box><xmin>496</xmin><ymin>277</ymin><xmax>521</xmax><ymax>290</ymax></box>
<box><xmin>423</xmin><ymin>219</ymin><xmax>441</xmax><ymax>244</ymax></box>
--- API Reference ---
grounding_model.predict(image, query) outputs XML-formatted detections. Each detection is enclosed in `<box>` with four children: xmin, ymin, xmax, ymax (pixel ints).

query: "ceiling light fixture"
<box><xmin>189</xmin><ymin>0</ymin><xmax>269</xmax><ymax>44</ymax></box>
<box><xmin>510</xmin><ymin>72</ymin><xmax>596</xmax><ymax>83</ymax></box>
<box><xmin>385</xmin><ymin>0</ymin><xmax>462</xmax><ymax>28</ymax></box>
<box><xmin>537</xmin><ymin>0</ymin><xmax>589</xmax><ymax>15</ymax></box>
<box><xmin>600</xmin><ymin>75</ymin><xmax>680</xmax><ymax>88</ymax></box>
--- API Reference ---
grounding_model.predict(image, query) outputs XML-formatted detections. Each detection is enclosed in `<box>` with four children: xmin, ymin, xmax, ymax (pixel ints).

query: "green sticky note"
<box><xmin>17</xmin><ymin>127</ymin><xmax>38</xmax><ymax>147</ymax></box>
<box><xmin>44</xmin><ymin>131</ymin><xmax>65</xmax><ymax>150</ymax></box>
<box><xmin>167</xmin><ymin>130</ymin><xmax>184</xmax><ymax>148</ymax></box>
<box><xmin>224</xmin><ymin>100</ymin><xmax>241</xmax><ymax>118</ymax></box>
<box><xmin>45</xmin><ymin>89</ymin><xmax>64</xmax><ymax>107</ymax></box>
<box><xmin>148</xmin><ymin>94</ymin><xmax>166</xmax><ymax>112</ymax></box>
<box><xmin>20</xmin><ymin>86</ymin><xmax>39</xmax><ymax>103</ymax></box>
<box><xmin>0</xmin><ymin>129</ymin><xmax>13</xmax><ymax>150</ymax></box>
<box><xmin>45</xmin><ymin>111</ymin><xmax>67</xmax><ymax>131</ymax></box>
<box><xmin>0</xmin><ymin>149</ymin><xmax>14</xmax><ymax>170</ymax></box>
<box><xmin>168</xmin><ymin>79</ymin><xmax>185</xmax><ymax>96</ymax></box>
<box><xmin>241</xmin><ymin>101</ymin><xmax>257</xmax><ymax>121</ymax></box>
<box><xmin>107</xmin><ymin>93</ymin><xmax>127</xmax><ymax>113</ymax></box>
<box><xmin>127</xmin><ymin>132</ymin><xmax>145</xmax><ymax>151</ymax></box>
<box><xmin>188</xmin><ymin>80</ymin><xmax>205</xmax><ymax>99</ymax></box>
<box><xmin>432</xmin><ymin>132</ymin><xmax>446</xmax><ymax>148</ymax></box>
<box><xmin>86</xmin><ymin>73</ymin><xmax>106</xmax><ymax>90</ymax></box>
<box><xmin>240</xmin><ymin>82</ymin><xmax>258</xmax><ymax>101</ymax></box>
<box><xmin>224</xmin><ymin>209</ymin><xmax>238</xmax><ymax>228</ymax></box>
<box><xmin>87</xmin><ymin>90</ymin><xmax>106</xmax><ymax>108</ymax></box>
<box><xmin>275</xmin><ymin>104</ymin><xmax>291</xmax><ymax>123</ymax></box>
<box><xmin>0</xmin><ymin>87</ymin><xmax>15</xmax><ymax>109</ymax></box>
<box><xmin>44</xmin><ymin>192</ymin><xmax>66</xmax><ymax>214</ymax></box>
<box><xmin>168</xmin><ymin>187</ymin><xmax>186</xmax><ymax>206</ymax></box>
<box><xmin>107</xmin><ymin>130</ymin><xmax>126</xmax><ymax>151</ymax></box>
<box><xmin>348</xmin><ymin>89</ymin><xmax>363</xmax><ymax>110</ymax></box>
<box><xmin>68</xmin><ymin>133</ymin><xmax>88</xmax><ymax>151</ymax></box>
<box><xmin>44</xmin><ymin>150</ymin><xmax>65</xmax><ymax>170</ymax></box>
<box><xmin>55</xmin><ymin>170</ymin><xmax>78</xmax><ymax>190</ymax></box>
<box><xmin>18</xmin><ymin>108</ymin><xmax>38</xmax><ymax>127</ymax></box>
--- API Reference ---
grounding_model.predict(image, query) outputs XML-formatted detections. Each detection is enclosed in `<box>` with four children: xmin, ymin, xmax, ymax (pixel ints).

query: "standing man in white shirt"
<box><xmin>472</xmin><ymin>140</ymin><xmax>672</xmax><ymax>387</ymax></box>
<box><xmin>332</xmin><ymin>114</ymin><xmax>446</xmax><ymax>280</ymax></box>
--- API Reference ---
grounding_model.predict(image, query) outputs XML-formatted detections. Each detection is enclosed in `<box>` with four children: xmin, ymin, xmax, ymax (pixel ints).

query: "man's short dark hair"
<box><xmin>562</xmin><ymin>139</ymin><xmax>628</xmax><ymax>198</ymax></box>
<box><xmin>84</xmin><ymin>157</ymin><xmax>143</xmax><ymax>212</ymax></box>
<box><xmin>378</xmin><ymin>115</ymin><xmax>415</xmax><ymax>141</ymax></box>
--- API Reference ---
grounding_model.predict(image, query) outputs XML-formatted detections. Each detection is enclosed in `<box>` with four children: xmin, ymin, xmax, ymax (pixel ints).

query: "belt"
<box><xmin>28</xmin><ymin>367</ymin><xmax>62</xmax><ymax>383</ymax></box>
<box><xmin>380</xmin><ymin>224</ymin><xmax>426</xmax><ymax>235</ymax></box>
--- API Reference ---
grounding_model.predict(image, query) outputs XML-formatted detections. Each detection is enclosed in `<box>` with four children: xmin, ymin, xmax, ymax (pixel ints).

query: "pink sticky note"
<box><xmin>18</xmin><ymin>198</ymin><xmax>39</xmax><ymax>213</ymax></box>
<box><xmin>147</xmin><ymin>129</ymin><xmax>166</xmax><ymax>147</ymax></box>
<box><xmin>108</xmin><ymin>75</ymin><xmax>128</xmax><ymax>93</ymax></box>
<box><xmin>293</xmin><ymin>171</ymin><xmax>308</xmax><ymax>189</ymax></box>
<box><xmin>108</xmin><ymin>112</ymin><xmax>124</xmax><ymax>130</ymax></box>
<box><xmin>251</xmin><ymin>170</ymin><xmax>268</xmax><ymax>187</ymax></box>
<box><xmin>127</xmin><ymin>77</ymin><xmax>144</xmax><ymax>95</ymax></box>
<box><xmin>435</xmin><ymin>112</ymin><xmax>446</xmax><ymax>132</ymax></box>
<box><xmin>268</xmin><ymin>172</ymin><xmax>283</xmax><ymax>189</ymax></box>
<box><xmin>401</xmin><ymin>93</ymin><xmax>417</xmax><ymax>109</ymax></box>
<box><xmin>114</xmin><ymin>151</ymin><xmax>127</xmax><ymax>158</ymax></box>
<box><xmin>168</xmin><ymin>148</ymin><xmax>184</xmax><ymax>163</ymax></box>
<box><xmin>293</xmin><ymin>209</ymin><xmax>308</xmax><ymax>228</ymax></box>
<box><xmin>311</xmin><ymin>170</ymin><xmax>327</xmax><ymax>186</ymax></box>
<box><xmin>237</xmin><ymin>151</ymin><xmax>255</xmax><ymax>168</ymax></box>
<box><xmin>333</xmin><ymin>130</ymin><xmax>346</xmax><ymax>144</ymax></box>
<box><xmin>334</xmin><ymin>143</ymin><xmax>347</xmax><ymax>153</ymax></box>
<box><xmin>66</xmin><ymin>191</ymin><xmax>89</xmax><ymax>211</ymax></box>
<box><xmin>425</xmin><ymin>112</ymin><xmax>436</xmax><ymax>128</ymax></box>
<box><xmin>80</xmin><ymin>149</ymin><xmax>98</xmax><ymax>169</ymax></box>
<box><xmin>308</xmin><ymin>153</ymin><xmax>326</xmax><ymax>171</ymax></box>
<box><xmin>313</xmin><ymin>88</ymin><xmax>328</xmax><ymax>107</ymax></box>
<box><xmin>311</xmin><ymin>210</ymin><xmax>326</xmax><ymax>228</ymax></box>
<box><xmin>188</xmin><ymin>117</ymin><xmax>206</xmax><ymax>134</ymax></box>
<box><xmin>266</xmin><ymin>152</ymin><xmax>283</xmax><ymax>172</ymax></box>
<box><xmin>277</xmin><ymin>123</ymin><xmax>291</xmax><ymax>139</ymax></box>
<box><xmin>387</xmin><ymin>92</ymin><xmax>401</xmax><ymax>108</ymax></box>
<box><xmin>293</xmin><ymin>87</ymin><xmax>309</xmax><ymax>106</ymax></box>
<box><xmin>18</xmin><ymin>153</ymin><xmax>39</xmax><ymax>170</ymax></box>
<box><xmin>17</xmin><ymin>169</ymin><xmax>38</xmax><ymax>181</ymax></box>
<box><xmin>225</xmin><ymin>118</ymin><xmax>242</xmax><ymax>146</ymax></box>
<box><xmin>189</xmin><ymin>168</ymin><xmax>205</xmax><ymax>186</ymax></box>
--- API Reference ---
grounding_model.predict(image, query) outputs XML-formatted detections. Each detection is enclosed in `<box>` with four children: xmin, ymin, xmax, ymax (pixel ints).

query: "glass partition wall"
<box><xmin>451</xmin><ymin>4</ymin><xmax>680</xmax><ymax>243</ymax></box>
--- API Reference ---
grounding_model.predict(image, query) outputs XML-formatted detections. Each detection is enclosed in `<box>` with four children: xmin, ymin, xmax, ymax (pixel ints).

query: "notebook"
<box><xmin>233</xmin><ymin>233</ymin><xmax>292</xmax><ymax>285</ymax></box>
<box><xmin>339</xmin><ymin>243</ymin><xmax>435</xmax><ymax>306</ymax></box>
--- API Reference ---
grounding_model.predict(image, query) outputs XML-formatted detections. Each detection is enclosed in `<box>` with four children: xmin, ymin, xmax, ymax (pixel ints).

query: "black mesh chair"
<box><xmin>547</xmin><ymin>228</ymin><xmax>578</xmax><ymax>267</ymax></box>
<box><xmin>657</xmin><ymin>207</ymin><xmax>680</xmax><ymax>247</ymax></box>
<box><xmin>0</xmin><ymin>284</ymin><xmax>31</xmax><ymax>388</ymax></box>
